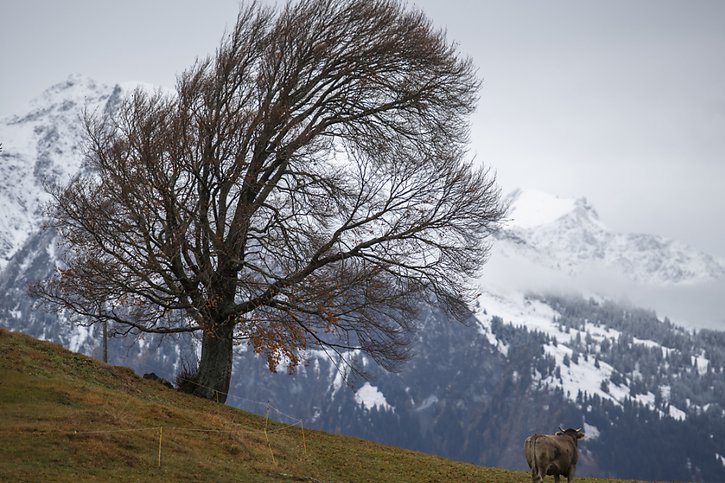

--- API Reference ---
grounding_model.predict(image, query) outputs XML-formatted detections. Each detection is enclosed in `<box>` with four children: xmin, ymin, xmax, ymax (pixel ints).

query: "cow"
<box><xmin>524</xmin><ymin>427</ymin><xmax>585</xmax><ymax>483</ymax></box>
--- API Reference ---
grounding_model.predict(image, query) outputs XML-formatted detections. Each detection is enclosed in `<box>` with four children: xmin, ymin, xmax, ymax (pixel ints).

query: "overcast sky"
<box><xmin>2</xmin><ymin>0</ymin><xmax>724</xmax><ymax>258</ymax></box>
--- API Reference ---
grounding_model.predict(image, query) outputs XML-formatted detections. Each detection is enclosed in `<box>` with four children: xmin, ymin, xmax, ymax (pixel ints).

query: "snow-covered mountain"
<box><xmin>2</xmin><ymin>76</ymin><xmax>724</xmax><ymax>482</ymax></box>
<box><xmin>482</xmin><ymin>188</ymin><xmax>725</xmax><ymax>332</ymax></box>
<box><xmin>0</xmin><ymin>75</ymin><xmax>123</xmax><ymax>269</ymax></box>
<box><xmin>496</xmin><ymin>188</ymin><xmax>725</xmax><ymax>286</ymax></box>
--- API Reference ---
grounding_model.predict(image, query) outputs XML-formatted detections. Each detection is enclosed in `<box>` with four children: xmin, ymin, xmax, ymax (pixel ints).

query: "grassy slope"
<box><xmin>0</xmin><ymin>328</ymin><xmax>661</xmax><ymax>482</ymax></box>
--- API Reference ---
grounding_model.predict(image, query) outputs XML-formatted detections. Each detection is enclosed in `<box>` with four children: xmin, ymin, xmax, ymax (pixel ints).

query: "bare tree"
<box><xmin>34</xmin><ymin>0</ymin><xmax>505</xmax><ymax>402</ymax></box>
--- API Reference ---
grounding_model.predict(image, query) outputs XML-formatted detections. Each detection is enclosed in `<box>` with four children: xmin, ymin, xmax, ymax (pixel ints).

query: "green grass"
<box><xmin>0</xmin><ymin>328</ymin><xmax>665</xmax><ymax>482</ymax></box>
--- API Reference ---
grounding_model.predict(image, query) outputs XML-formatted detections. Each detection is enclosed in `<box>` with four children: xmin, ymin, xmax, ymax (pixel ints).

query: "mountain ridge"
<box><xmin>496</xmin><ymin>188</ymin><xmax>725</xmax><ymax>286</ymax></box>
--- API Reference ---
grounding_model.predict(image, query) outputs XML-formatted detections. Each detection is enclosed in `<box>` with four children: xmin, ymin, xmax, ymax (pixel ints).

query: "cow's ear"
<box><xmin>577</xmin><ymin>431</ymin><xmax>585</xmax><ymax>439</ymax></box>
<box><xmin>555</xmin><ymin>431</ymin><xmax>563</xmax><ymax>436</ymax></box>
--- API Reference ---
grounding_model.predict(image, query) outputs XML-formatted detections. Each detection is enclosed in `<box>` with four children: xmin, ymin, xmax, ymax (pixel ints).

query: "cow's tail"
<box><xmin>532</xmin><ymin>436</ymin><xmax>541</xmax><ymax>483</ymax></box>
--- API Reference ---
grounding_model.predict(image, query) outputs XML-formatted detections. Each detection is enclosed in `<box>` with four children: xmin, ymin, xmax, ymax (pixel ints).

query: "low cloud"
<box><xmin>479</xmin><ymin>247</ymin><xmax>725</xmax><ymax>332</ymax></box>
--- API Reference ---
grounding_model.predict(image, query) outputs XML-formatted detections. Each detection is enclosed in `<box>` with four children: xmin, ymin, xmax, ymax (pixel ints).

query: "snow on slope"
<box><xmin>0</xmin><ymin>74</ymin><xmax>121</xmax><ymax>269</ymax></box>
<box><xmin>474</xmin><ymin>290</ymin><xmax>689</xmax><ymax>421</ymax></box>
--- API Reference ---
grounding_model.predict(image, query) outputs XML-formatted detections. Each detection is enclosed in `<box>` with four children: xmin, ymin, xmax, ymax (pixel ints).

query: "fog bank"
<box><xmin>479</xmin><ymin>246</ymin><xmax>725</xmax><ymax>332</ymax></box>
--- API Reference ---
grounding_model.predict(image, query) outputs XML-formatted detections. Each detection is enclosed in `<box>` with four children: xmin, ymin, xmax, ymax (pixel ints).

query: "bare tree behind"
<box><xmin>34</xmin><ymin>0</ymin><xmax>505</xmax><ymax>403</ymax></box>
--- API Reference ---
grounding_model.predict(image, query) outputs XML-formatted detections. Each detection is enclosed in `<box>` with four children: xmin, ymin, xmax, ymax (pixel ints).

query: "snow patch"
<box><xmin>693</xmin><ymin>354</ymin><xmax>710</xmax><ymax>375</ymax></box>
<box><xmin>669</xmin><ymin>405</ymin><xmax>686</xmax><ymax>421</ymax></box>
<box><xmin>583</xmin><ymin>421</ymin><xmax>600</xmax><ymax>440</ymax></box>
<box><xmin>634</xmin><ymin>391</ymin><xmax>656</xmax><ymax>408</ymax></box>
<box><xmin>416</xmin><ymin>394</ymin><xmax>439</xmax><ymax>411</ymax></box>
<box><xmin>354</xmin><ymin>382</ymin><xmax>392</xmax><ymax>412</ymax></box>
<box><xmin>68</xmin><ymin>324</ymin><xmax>93</xmax><ymax>353</ymax></box>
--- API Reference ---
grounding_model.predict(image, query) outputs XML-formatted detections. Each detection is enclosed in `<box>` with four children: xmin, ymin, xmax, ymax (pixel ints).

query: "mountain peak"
<box><xmin>504</xmin><ymin>188</ymin><xmax>600</xmax><ymax>229</ymax></box>
<box><xmin>23</xmin><ymin>74</ymin><xmax>108</xmax><ymax>116</ymax></box>
<box><xmin>496</xmin><ymin>188</ymin><xmax>724</xmax><ymax>287</ymax></box>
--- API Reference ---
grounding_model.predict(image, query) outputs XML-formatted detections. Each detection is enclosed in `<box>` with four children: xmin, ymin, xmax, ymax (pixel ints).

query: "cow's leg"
<box><xmin>553</xmin><ymin>475</ymin><xmax>560</xmax><ymax>483</ymax></box>
<box><xmin>567</xmin><ymin>465</ymin><xmax>576</xmax><ymax>483</ymax></box>
<box><xmin>531</xmin><ymin>467</ymin><xmax>544</xmax><ymax>483</ymax></box>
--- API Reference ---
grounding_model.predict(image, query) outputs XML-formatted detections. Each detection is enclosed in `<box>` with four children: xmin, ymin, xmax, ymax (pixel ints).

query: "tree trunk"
<box><xmin>193</xmin><ymin>322</ymin><xmax>235</xmax><ymax>403</ymax></box>
<box><xmin>102</xmin><ymin>319</ymin><xmax>108</xmax><ymax>363</ymax></box>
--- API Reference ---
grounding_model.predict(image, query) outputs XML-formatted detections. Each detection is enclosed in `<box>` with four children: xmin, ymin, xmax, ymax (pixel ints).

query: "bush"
<box><xmin>175</xmin><ymin>361</ymin><xmax>200</xmax><ymax>395</ymax></box>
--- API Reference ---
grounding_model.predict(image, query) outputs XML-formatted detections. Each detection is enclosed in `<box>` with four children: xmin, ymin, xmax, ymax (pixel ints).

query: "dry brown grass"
<box><xmin>0</xmin><ymin>328</ymin><xmax>666</xmax><ymax>482</ymax></box>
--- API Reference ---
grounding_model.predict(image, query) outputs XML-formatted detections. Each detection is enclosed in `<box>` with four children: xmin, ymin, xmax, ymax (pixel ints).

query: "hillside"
<box><xmin>0</xmin><ymin>328</ymin><xmax>660</xmax><ymax>483</ymax></box>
